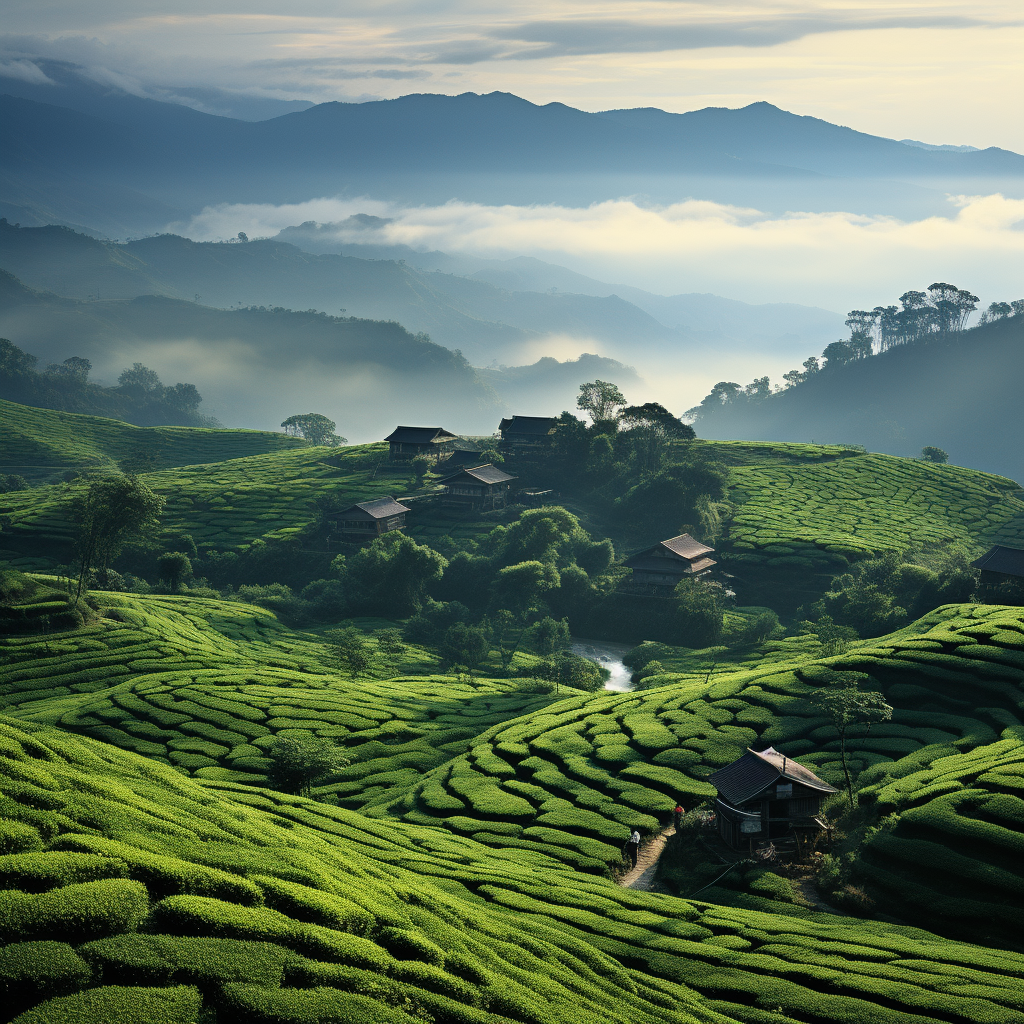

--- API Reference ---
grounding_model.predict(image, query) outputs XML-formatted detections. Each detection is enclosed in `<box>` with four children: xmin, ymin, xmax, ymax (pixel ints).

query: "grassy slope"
<box><xmin>0</xmin><ymin>398</ymin><xmax>305</xmax><ymax>478</ymax></box>
<box><xmin>0</xmin><ymin>589</ymin><xmax>558</xmax><ymax>810</ymax></box>
<box><xmin>361</xmin><ymin>604</ymin><xmax>1024</xmax><ymax>947</ymax></box>
<box><xmin>3</xmin><ymin>435</ymin><xmax>1023</xmax><ymax>575</ymax></box>
<box><xmin>4</xmin><ymin>716</ymin><xmax>1024</xmax><ymax>1024</ymax></box>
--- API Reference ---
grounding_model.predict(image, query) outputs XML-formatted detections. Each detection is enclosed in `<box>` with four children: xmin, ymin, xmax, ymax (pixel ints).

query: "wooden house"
<box><xmin>709</xmin><ymin>747</ymin><xmax>837</xmax><ymax>854</ymax></box>
<box><xmin>498</xmin><ymin>415</ymin><xmax>557</xmax><ymax>450</ymax></box>
<box><xmin>444</xmin><ymin>441</ymin><xmax>486</xmax><ymax>468</ymax></box>
<box><xmin>326</xmin><ymin>497</ymin><xmax>411</xmax><ymax>540</ymax></box>
<box><xmin>384</xmin><ymin>426</ymin><xmax>458</xmax><ymax>462</ymax></box>
<box><xmin>972</xmin><ymin>545</ymin><xmax>1024</xmax><ymax>595</ymax></box>
<box><xmin>624</xmin><ymin>534</ymin><xmax>716</xmax><ymax>589</ymax></box>
<box><xmin>437</xmin><ymin>464</ymin><xmax>517</xmax><ymax>510</ymax></box>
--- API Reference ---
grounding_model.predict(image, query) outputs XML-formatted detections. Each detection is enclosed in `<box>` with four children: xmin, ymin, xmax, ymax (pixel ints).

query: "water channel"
<box><xmin>570</xmin><ymin>637</ymin><xmax>634</xmax><ymax>692</ymax></box>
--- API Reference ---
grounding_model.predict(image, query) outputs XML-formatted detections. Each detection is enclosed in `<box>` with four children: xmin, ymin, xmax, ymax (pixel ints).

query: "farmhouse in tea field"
<box><xmin>498</xmin><ymin>415</ymin><xmax>558</xmax><ymax>451</ymax></box>
<box><xmin>438</xmin><ymin>463</ymin><xmax>517</xmax><ymax>510</ymax></box>
<box><xmin>624</xmin><ymin>534</ymin><xmax>716</xmax><ymax>589</ymax></box>
<box><xmin>445</xmin><ymin>439</ymin><xmax>486</xmax><ymax>468</ymax></box>
<box><xmin>326</xmin><ymin>496</ymin><xmax>411</xmax><ymax>540</ymax></box>
<box><xmin>972</xmin><ymin>545</ymin><xmax>1024</xmax><ymax>594</ymax></box>
<box><xmin>710</xmin><ymin>746</ymin><xmax>837</xmax><ymax>855</ymax></box>
<box><xmin>384</xmin><ymin>426</ymin><xmax>458</xmax><ymax>462</ymax></box>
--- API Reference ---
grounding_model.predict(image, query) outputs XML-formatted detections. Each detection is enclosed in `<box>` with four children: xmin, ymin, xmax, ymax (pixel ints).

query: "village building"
<box><xmin>498</xmin><ymin>415</ymin><xmax>558</xmax><ymax>451</ymax></box>
<box><xmin>972</xmin><ymin>545</ymin><xmax>1024</xmax><ymax>595</ymax></box>
<box><xmin>709</xmin><ymin>746</ymin><xmax>837</xmax><ymax>855</ymax></box>
<box><xmin>326</xmin><ymin>497</ymin><xmax>411</xmax><ymax>540</ymax></box>
<box><xmin>624</xmin><ymin>534</ymin><xmax>716</xmax><ymax>589</ymax></box>
<box><xmin>384</xmin><ymin>426</ymin><xmax>458</xmax><ymax>463</ymax></box>
<box><xmin>444</xmin><ymin>440</ymin><xmax>486</xmax><ymax>469</ymax></box>
<box><xmin>437</xmin><ymin>464</ymin><xmax>517</xmax><ymax>510</ymax></box>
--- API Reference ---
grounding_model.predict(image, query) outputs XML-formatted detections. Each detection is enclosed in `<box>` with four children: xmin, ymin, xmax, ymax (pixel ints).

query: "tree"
<box><xmin>118</xmin><ymin>363</ymin><xmax>163</xmax><ymax>395</ymax></box>
<box><xmin>324</xmin><ymin>626</ymin><xmax>375</xmax><ymax>679</ymax></box>
<box><xmin>157</xmin><ymin>551</ymin><xmax>192</xmax><ymax>593</ymax></box>
<box><xmin>809</xmin><ymin>673</ymin><xmax>892</xmax><ymax>805</ymax></box>
<box><xmin>163</xmin><ymin>382</ymin><xmax>202</xmax><ymax>413</ymax></box>
<box><xmin>118</xmin><ymin>446</ymin><xmax>162</xmax><ymax>475</ymax></box>
<box><xmin>618</xmin><ymin>402</ymin><xmax>694</xmax><ymax>474</ymax></box>
<box><xmin>477</xmin><ymin>447</ymin><xmax>504</xmax><ymax>465</ymax></box>
<box><xmin>577</xmin><ymin>380</ymin><xmax>626</xmax><ymax>423</ymax></box>
<box><xmin>70</xmin><ymin>474</ymin><xmax>165</xmax><ymax>600</ymax></box>
<box><xmin>44</xmin><ymin>356</ymin><xmax>91</xmax><ymax>384</ymax></box>
<box><xmin>822</xmin><ymin>341</ymin><xmax>853</xmax><ymax>368</ymax></box>
<box><xmin>374</xmin><ymin>628</ymin><xmax>406</xmax><ymax>676</ymax></box>
<box><xmin>806</xmin><ymin>614</ymin><xmax>858</xmax><ymax>656</ymax></box>
<box><xmin>440</xmin><ymin>622</ymin><xmax>490</xmax><ymax>675</ymax></box>
<box><xmin>532</xmin><ymin>615</ymin><xmax>571</xmax><ymax>656</ymax></box>
<box><xmin>488</xmin><ymin>607</ymin><xmax>530</xmax><ymax>674</ymax></box>
<box><xmin>0</xmin><ymin>337</ymin><xmax>38</xmax><ymax>377</ymax></box>
<box><xmin>921</xmin><ymin>446</ymin><xmax>948</xmax><ymax>464</ymax></box>
<box><xmin>801</xmin><ymin>356</ymin><xmax>820</xmax><ymax>376</ymax></box>
<box><xmin>744</xmin><ymin>376</ymin><xmax>771</xmax><ymax>400</ymax></box>
<box><xmin>781</xmin><ymin>369</ymin><xmax>804</xmax><ymax>389</ymax></box>
<box><xmin>280</xmin><ymin>413</ymin><xmax>346</xmax><ymax>447</ymax></box>
<box><xmin>265</xmin><ymin>736</ymin><xmax>349</xmax><ymax>797</ymax></box>
<box><xmin>492</xmin><ymin>560</ymin><xmax>560</xmax><ymax>614</ymax></box>
<box><xmin>337</xmin><ymin>533</ymin><xmax>447</xmax><ymax>617</ymax></box>
<box><xmin>674</xmin><ymin>578</ymin><xmax>724</xmax><ymax>648</ymax></box>
<box><xmin>411</xmin><ymin>455</ymin><xmax>432</xmax><ymax>484</ymax></box>
<box><xmin>540</xmin><ymin>652</ymin><xmax>604</xmax><ymax>693</ymax></box>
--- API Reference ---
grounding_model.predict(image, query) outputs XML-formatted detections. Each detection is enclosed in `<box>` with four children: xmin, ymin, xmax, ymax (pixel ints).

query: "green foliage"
<box><xmin>265</xmin><ymin>737</ymin><xmax>350</xmax><ymax>797</ymax></box>
<box><xmin>280</xmin><ymin>413</ymin><xmax>346</xmax><ymax>447</ymax></box>
<box><xmin>11</xmin><ymin>985</ymin><xmax>201</xmax><ymax>1024</ymax></box>
<box><xmin>156</xmin><ymin>552</ymin><xmax>192</xmax><ymax>593</ymax></box>
<box><xmin>337</xmin><ymin>533</ymin><xmax>447</xmax><ymax>617</ymax></box>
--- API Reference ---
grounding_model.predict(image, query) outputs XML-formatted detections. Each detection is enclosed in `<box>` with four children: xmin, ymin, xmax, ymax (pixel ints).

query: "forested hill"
<box><xmin>0</xmin><ymin>221</ymin><xmax>679</xmax><ymax>364</ymax></box>
<box><xmin>0</xmin><ymin>271</ymin><xmax>503</xmax><ymax>435</ymax></box>
<box><xmin>694</xmin><ymin>314</ymin><xmax>1024</xmax><ymax>481</ymax></box>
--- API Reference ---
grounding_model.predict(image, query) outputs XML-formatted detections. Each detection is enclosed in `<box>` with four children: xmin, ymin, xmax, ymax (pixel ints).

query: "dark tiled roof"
<box><xmin>384</xmin><ymin>426</ymin><xmax>457</xmax><ymax>444</ymax></box>
<box><xmin>331</xmin><ymin>496</ymin><xmax>411</xmax><ymax>520</ymax></box>
<box><xmin>624</xmin><ymin>556</ymin><xmax>693</xmax><ymax>574</ymax></box>
<box><xmin>453</xmin><ymin>440</ymin><xmax>483</xmax><ymax>452</ymax></box>
<box><xmin>973</xmin><ymin>545</ymin><xmax>1024</xmax><ymax>577</ymax></box>
<box><xmin>709</xmin><ymin>746</ymin><xmax>837</xmax><ymax>805</ymax></box>
<box><xmin>438</xmin><ymin>464</ymin><xmax>517</xmax><ymax>486</ymax></box>
<box><xmin>499</xmin><ymin>416</ymin><xmax>557</xmax><ymax>435</ymax></box>
<box><xmin>661</xmin><ymin>534</ymin><xmax>715</xmax><ymax>559</ymax></box>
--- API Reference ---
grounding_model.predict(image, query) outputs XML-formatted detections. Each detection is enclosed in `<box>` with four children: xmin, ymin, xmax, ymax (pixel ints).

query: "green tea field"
<box><xmin>3</xmin><ymin>714</ymin><xmax>1024</xmax><ymax>1024</ymax></box>
<box><xmin>0</xmin><ymin>399</ymin><xmax>305</xmax><ymax>480</ymax></box>
<box><xmin>0</xmin><ymin>590</ymin><xmax>557</xmax><ymax>809</ymax></box>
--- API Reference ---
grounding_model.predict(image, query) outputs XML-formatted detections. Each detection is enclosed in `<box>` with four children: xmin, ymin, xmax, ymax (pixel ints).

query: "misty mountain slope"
<box><xmin>0</xmin><ymin>271</ymin><xmax>504</xmax><ymax>435</ymax></box>
<box><xmin>0</xmin><ymin>222</ymin><xmax>683</xmax><ymax>362</ymax></box>
<box><xmin>0</xmin><ymin>271</ymin><xmax>642</xmax><ymax>437</ymax></box>
<box><xmin>275</xmin><ymin>228</ymin><xmax>845</xmax><ymax>355</ymax></box>
<box><xmin>693</xmin><ymin>315</ymin><xmax>1024</xmax><ymax>482</ymax></box>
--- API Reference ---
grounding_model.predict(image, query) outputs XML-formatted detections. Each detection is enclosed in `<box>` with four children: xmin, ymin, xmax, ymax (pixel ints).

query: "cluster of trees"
<box><xmin>0</xmin><ymin>339</ymin><xmax>216</xmax><ymax>427</ymax></box>
<box><xmin>281</xmin><ymin>414</ymin><xmax>346</xmax><ymax>447</ymax></box>
<box><xmin>798</xmin><ymin>547</ymin><xmax>978</xmax><ymax>638</ymax></box>
<box><xmin>688</xmin><ymin>284</ymin><xmax>1022</xmax><ymax>420</ymax></box>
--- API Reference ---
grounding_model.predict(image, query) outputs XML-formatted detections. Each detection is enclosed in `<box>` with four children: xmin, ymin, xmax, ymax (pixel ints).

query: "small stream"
<box><xmin>571</xmin><ymin>637</ymin><xmax>634</xmax><ymax>692</ymax></box>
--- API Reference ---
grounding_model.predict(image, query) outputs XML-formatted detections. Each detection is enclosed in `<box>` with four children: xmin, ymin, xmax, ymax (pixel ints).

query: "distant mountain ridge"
<box><xmin>0</xmin><ymin>220</ymin><xmax>843</xmax><ymax>363</ymax></box>
<box><xmin>2</xmin><ymin>88</ymin><xmax>1020</xmax><ymax>236</ymax></box>
<box><xmin>692</xmin><ymin>315</ymin><xmax>1024</xmax><ymax>482</ymax></box>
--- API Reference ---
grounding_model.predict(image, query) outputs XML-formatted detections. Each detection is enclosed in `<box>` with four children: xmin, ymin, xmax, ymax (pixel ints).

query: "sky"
<box><xmin>3</xmin><ymin>0</ymin><xmax>1023</xmax><ymax>151</ymax></box>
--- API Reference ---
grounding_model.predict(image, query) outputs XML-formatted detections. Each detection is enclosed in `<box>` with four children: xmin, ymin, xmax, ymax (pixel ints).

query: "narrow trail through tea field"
<box><xmin>622</xmin><ymin>825</ymin><xmax>676</xmax><ymax>890</ymax></box>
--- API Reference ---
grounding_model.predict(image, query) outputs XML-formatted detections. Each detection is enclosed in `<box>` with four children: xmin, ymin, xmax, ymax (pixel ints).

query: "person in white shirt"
<box><xmin>626</xmin><ymin>829</ymin><xmax>641</xmax><ymax>868</ymax></box>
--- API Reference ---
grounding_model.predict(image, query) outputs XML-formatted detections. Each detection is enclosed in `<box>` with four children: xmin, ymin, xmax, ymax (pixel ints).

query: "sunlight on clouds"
<box><xmin>177</xmin><ymin>193</ymin><xmax>1024</xmax><ymax>309</ymax></box>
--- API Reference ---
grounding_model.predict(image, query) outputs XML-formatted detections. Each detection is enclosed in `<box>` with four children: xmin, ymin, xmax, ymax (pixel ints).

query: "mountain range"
<box><xmin>3</xmin><ymin>81</ymin><xmax>1022</xmax><ymax>237</ymax></box>
<box><xmin>0</xmin><ymin>220</ymin><xmax>844</xmax><ymax>366</ymax></box>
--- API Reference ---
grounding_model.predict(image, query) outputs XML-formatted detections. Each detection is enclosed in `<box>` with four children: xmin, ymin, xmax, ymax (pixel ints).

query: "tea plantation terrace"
<box><xmin>3</xmin><ymin>716</ymin><xmax>1024</xmax><ymax>1024</ymax></box>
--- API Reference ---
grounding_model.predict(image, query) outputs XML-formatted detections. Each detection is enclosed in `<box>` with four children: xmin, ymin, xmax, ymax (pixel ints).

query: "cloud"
<box><xmin>0</xmin><ymin>57</ymin><xmax>56</xmax><ymax>84</ymax></box>
<box><xmin>488</xmin><ymin>14</ymin><xmax>997</xmax><ymax>60</ymax></box>
<box><xmin>173</xmin><ymin>192</ymin><xmax>1024</xmax><ymax>311</ymax></box>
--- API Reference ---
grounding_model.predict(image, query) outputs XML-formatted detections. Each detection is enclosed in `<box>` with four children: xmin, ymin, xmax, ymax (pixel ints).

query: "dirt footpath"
<box><xmin>620</xmin><ymin>826</ymin><xmax>676</xmax><ymax>890</ymax></box>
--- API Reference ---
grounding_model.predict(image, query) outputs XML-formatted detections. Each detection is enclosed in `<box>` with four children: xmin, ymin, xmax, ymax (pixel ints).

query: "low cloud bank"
<box><xmin>175</xmin><ymin>193</ymin><xmax>1024</xmax><ymax>312</ymax></box>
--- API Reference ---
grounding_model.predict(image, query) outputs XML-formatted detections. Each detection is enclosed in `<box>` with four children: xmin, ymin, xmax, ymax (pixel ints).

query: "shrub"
<box><xmin>0</xmin><ymin>942</ymin><xmax>92</xmax><ymax>1018</ymax></box>
<box><xmin>217</xmin><ymin>984</ymin><xmax>422</xmax><ymax>1024</ymax></box>
<box><xmin>0</xmin><ymin>852</ymin><xmax>129</xmax><ymax>892</ymax></box>
<box><xmin>375</xmin><ymin>926</ymin><xmax>445</xmax><ymax>966</ymax></box>
<box><xmin>11</xmin><ymin>984</ymin><xmax>201</xmax><ymax>1024</ymax></box>
<box><xmin>0</xmin><ymin>879</ymin><xmax>149</xmax><ymax>944</ymax></box>
<box><xmin>0</xmin><ymin>821</ymin><xmax>44</xmax><ymax>855</ymax></box>
<box><xmin>80</xmin><ymin>934</ymin><xmax>294</xmax><ymax>987</ymax></box>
